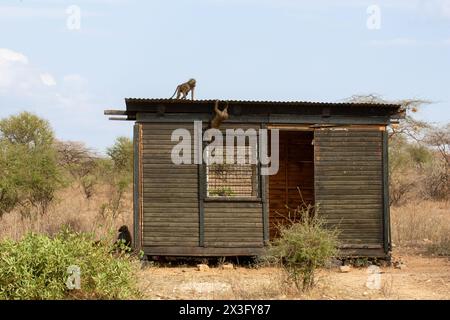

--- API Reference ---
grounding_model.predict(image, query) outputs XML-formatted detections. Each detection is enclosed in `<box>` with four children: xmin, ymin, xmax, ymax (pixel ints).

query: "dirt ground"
<box><xmin>138</xmin><ymin>249</ymin><xmax>450</xmax><ymax>300</ymax></box>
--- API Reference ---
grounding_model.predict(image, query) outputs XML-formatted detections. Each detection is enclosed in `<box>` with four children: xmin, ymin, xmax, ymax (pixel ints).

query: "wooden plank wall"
<box><xmin>315</xmin><ymin>129</ymin><xmax>384</xmax><ymax>247</ymax></box>
<box><xmin>204</xmin><ymin>202</ymin><xmax>264</xmax><ymax>247</ymax></box>
<box><xmin>203</xmin><ymin>123</ymin><xmax>264</xmax><ymax>248</ymax></box>
<box><xmin>141</xmin><ymin>123</ymin><xmax>199</xmax><ymax>247</ymax></box>
<box><xmin>133</xmin><ymin>124</ymin><xmax>142</xmax><ymax>249</ymax></box>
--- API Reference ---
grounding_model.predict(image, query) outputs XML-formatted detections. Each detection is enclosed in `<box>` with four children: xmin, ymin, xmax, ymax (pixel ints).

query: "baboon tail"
<box><xmin>214</xmin><ymin>99</ymin><xmax>220</xmax><ymax>111</ymax></box>
<box><xmin>170</xmin><ymin>86</ymin><xmax>178</xmax><ymax>99</ymax></box>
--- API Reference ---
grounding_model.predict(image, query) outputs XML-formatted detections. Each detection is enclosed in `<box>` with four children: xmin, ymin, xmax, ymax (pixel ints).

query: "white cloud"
<box><xmin>0</xmin><ymin>48</ymin><xmax>38</xmax><ymax>93</ymax></box>
<box><xmin>0</xmin><ymin>48</ymin><xmax>94</xmax><ymax>112</ymax></box>
<box><xmin>0</xmin><ymin>47</ymin><xmax>120</xmax><ymax>151</ymax></box>
<box><xmin>0</xmin><ymin>48</ymin><xmax>29</xmax><ymax>64</ymax></box>
<box><xmin>0</xmin><ymin>48</ymin><xmax>53</xmax><ymax>95</ymax></box>
<box><xmin>40</xmin><ymin>73</ymin><xmax>56</xmax><ymax>86</ymax></box>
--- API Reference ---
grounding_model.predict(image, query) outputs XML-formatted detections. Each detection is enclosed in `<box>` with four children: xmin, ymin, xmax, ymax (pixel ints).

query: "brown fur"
<box><xmin>170</xmin><ymin>78</ymin><xmax>196</xmax><ymax>100</ymax></box>
<box><xmin>210</xmin><ymin>100</ymin><xmax>229</xmax><ymax>129</ymax></box>
<box><xmin>117</xmin><ymin>225</ymin><xmax>132</xmax><ymax>248</ymax></box>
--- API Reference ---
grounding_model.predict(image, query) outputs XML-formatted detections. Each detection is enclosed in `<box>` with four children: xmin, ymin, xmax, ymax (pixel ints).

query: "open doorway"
<box><xmin>268</xmin><ymin>130</ymin><xmax>315</xmax><ymax>239</ymax></box>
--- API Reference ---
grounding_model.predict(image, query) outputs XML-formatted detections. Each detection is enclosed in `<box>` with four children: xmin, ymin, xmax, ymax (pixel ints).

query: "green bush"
<box><xmin>0</xmin><ymin>112</ymin><xmax>61</xmax><ymax>217</ymax></box>
<box><xmin>0</xmin><ymin>230</ymin><xmax>140</xmax><ymax>300</ymax></box>
<box><xmin>106</xmin><ymin>136</ymin><xmax>133</xmax><ymax>173</ymax></box>
<box><xmin>265</xmin><ymin>209</ymin><xmax>339</xmax><ymax>291</ymax></box>
<box><xmin>0</xmin><ymin>111</ymin><xmax>54</xmax><ymax>148</ymax></box>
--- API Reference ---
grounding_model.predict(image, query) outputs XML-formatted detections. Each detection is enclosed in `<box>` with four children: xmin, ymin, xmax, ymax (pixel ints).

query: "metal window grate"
<box><xmin>206</xmin><ymin>145</ymin><xmax>258</xmax><ymax>198</ymax></box>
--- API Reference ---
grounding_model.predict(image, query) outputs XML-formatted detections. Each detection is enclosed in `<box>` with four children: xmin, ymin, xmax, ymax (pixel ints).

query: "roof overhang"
<box><xmin>104</xmin><ymin>98</ymin><xmax>405</xmax><ymax>122</ymax></box>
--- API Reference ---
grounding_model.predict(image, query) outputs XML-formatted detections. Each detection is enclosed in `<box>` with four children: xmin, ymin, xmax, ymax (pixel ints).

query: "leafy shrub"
<box><xmin>0</xmin><ymin>229</ymin><xmax>140</xmax><ymax>300</ymax></box>
<box><xmin>388</xmin><ymin>121</ymin><xmax>449</xmax><ymax>204</ymax></box>
<box><xmin>107</xmin><ymin>137</ymin><xmax>133</xmax><ymax>173</ymax></box>
<box><xmin>389</xmin><ymin>136</ymin><xmax>422</xmax><ymax>206</ymax></box>
<box><xmin>264</xmin><ymin>204</ymin><xmax>339</xmax><ymax>291</ymax></box>
<box><xmin>0</xmin><ymin>112</ymin><xmax>61</xmax><ymax>217</ymax></box>
<box><xmin>80</xmin><ymin>174</ymin><xmax>97</xmax><ymax>199</ymax></box>
<box><xmin>0</xmin><ymin>111</ymin><xmax>54</xmax><ymax>148</ymax></box>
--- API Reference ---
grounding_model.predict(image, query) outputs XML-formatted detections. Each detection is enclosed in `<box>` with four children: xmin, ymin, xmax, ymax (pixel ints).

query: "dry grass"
<box><xmin>0</xmin><ymin>181</ymin><xmax>448</xmax><ymax>300</ymax></box>
<box><xmin>381</xmin><ymin>274</ymin><xmax>395</xmax><ymax>299</ymax></box>
<box><xmin>391</xmin><ymin>200</ymin><xmax>450</xmax><ymax>255</ymax></box>
<box><xmin>0</xmin><ymin>183</ymin><xmax>133</xmax><ymax>241</ymax></box>
<box><xmin>1</xmin><ymin>178</ymin><xmax>447</xmax><ymax>255</ymax></box>
<box><xmin>134</xmin><ymin>200</ymin><xmax>450</xmax><ymax>300</ymax></box>
<box><xmin>1</xmin><ymin>183</ymin><xmax>447</xmax><ymax>255</ymax></box>
<box><xmin>137</xmin><ymin>252</ymin><xmax>450</xmax><ymax>300</ymax></box>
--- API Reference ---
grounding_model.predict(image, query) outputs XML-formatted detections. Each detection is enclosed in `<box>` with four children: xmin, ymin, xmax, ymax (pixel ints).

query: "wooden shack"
<box><xmin>105</xmin><ymin>99</ymin><xmax>404</xmax><ymax>259</ymax></box>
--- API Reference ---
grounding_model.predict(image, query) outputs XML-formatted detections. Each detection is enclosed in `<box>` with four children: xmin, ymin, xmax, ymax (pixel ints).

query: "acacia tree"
<box><xmin>425</xmin><ymin>124</ymin><xmax>450</xmax><ymax>166</ymax></box>
<box><xmin>106</xmin><ymin>136</ymin><xmax>133</xmax><ymax>173</ymax></box>
<box><xmin>55</xmin><ymin>140</ymin><xmax>99</xmax><ymax>199</ymax></box>
<box><xmin>0</xmin><ymin>112</ymin><xmax>61</xmax><ymax>217</ymax></box>
<box><xmin>0</xmin><ymin>112</ymin><xmax>54</xmax><ymax>147</ymax></box>
<box><xmin>422</xmin><ymin>124</ymin><xmax>450</xmax><ymax>200</ymax></box>
<box><xmin>97</xmin><ymin>137</ymin><xmax>134</xmax><ymax>224</ymax></box>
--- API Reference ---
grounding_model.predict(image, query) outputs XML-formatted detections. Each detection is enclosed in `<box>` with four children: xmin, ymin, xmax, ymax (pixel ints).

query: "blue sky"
<box><xmin>0</xmin><ymin>0</ymin><xmax>449</xmax><ymax>152</ymax></box>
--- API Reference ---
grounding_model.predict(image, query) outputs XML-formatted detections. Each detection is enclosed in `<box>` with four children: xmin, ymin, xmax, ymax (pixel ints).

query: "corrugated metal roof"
<box><xmin>125</xmin><ymin>98</ymin><xmax>401</xmax><ymax>108</ymax></box>
<box><xmin>105</xmin><ymin>98</ymin><xmax>405</xmax><ymax>120</ymax></box>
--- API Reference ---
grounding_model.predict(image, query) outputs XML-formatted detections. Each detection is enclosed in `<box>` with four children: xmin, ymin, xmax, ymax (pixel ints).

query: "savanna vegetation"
<box><xmin>0</xmin><ymin>229</ymin><xmax>140</xmax><ymax>299</ymax></box>
<box><xmin>264</xmin><ymin>201</ymin><xmax>339</xmax><ymax>292</ymax></box>
<box><xmin>0</xmin><ymin>104</ymin><xmax>448</xmax><ymax>299</ymax></box>
<box><xmin>0</xmin><ymin>112</ymin><xmax>134</xmax><ymax>239</ymax></box>
<box><xmin>0</xmin><ymin>112</ymin><xmax>137</xmax><ymax>300</ymax></box>
<box><xmin>388</xmin><ymin>119</ymin><xmax>450</xmax><ymax>256</ymax></box>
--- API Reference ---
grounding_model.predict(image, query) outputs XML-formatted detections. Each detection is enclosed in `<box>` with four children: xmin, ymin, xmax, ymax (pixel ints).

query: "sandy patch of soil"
<box><xmin>138</xmin><ymin>251</ymin><xmax>449</xmax><ymax>300</ymax></box>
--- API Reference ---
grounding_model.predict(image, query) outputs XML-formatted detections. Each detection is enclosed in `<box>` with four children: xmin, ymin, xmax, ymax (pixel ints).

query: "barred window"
<box><xmin>206</xmin><ymin>144</ymin><xmax>259</xmax><ymax>198</ymax></box>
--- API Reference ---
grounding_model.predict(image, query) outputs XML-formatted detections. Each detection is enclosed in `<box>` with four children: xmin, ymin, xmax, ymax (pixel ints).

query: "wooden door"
<box><xmin>268</xmin><ymin>131</ymin><xmax>314</xmax><ymax>239</ymax></box>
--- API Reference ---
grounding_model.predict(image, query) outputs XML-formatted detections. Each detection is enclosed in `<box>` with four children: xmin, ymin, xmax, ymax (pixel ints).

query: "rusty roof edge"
<box><xmin>104</xmin><ymin>110</ymin><xmax>126</xmax><ymax>115</ymax></box>
<box><xmin>124</xmin><ymin>98</ymin><xmax>402</xmax><ymax>108</ymax></box>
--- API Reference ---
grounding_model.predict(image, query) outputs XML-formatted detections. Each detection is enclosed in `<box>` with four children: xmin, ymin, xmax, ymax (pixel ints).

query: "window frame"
<box><xmin>202</xmin><ymin>137</ymin><xmax>261</xmax><ymax>202</ymax></box>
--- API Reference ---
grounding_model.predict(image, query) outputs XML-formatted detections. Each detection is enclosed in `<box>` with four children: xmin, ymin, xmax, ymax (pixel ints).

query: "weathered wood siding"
<box><xmin>133</xmin><ymin>124</ymin><xmax>142</xmax><ymax>249</ymax></box>
<box><xmin>203</xmin><ymin>123</ymin><xmax>264</xmax><ymax>248</ymax></box>
<box><xmin>141</xmin><ymin>123</ymin><xmax>199</xmax><ymax>247</ymax></box>
<box><xmin>204</xmin><ymin>202</ymin><xmax>264</xmax><ymax>247</ymax></box>
<box><xmin>315</xmin><ymin>128</ymin><xmax>384</xmax><ymax>248</ymax></box>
